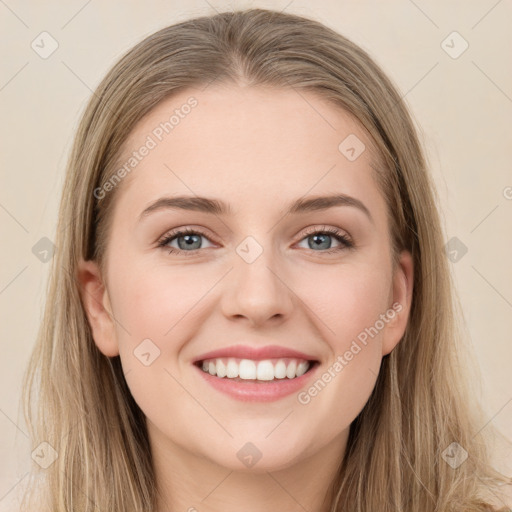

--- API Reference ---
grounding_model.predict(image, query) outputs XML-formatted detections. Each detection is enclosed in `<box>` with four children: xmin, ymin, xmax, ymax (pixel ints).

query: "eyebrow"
<box><xmin>138</xmin><ymin>193</ymin><xmax>373</xmax><ymax>223</ymax></box>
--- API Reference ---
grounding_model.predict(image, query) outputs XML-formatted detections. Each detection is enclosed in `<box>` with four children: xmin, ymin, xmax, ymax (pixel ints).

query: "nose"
<box><xmin>220</xmin><ymin>245</ymin><xmax>294</xmax><ymax>327</ymax></box>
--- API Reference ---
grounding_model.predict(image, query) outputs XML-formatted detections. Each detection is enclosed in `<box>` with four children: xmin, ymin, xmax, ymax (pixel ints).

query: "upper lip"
<box><xmin>192</xmin><ymin>344</ymin><xmax>318</xmax><ymax>364</ymax></box>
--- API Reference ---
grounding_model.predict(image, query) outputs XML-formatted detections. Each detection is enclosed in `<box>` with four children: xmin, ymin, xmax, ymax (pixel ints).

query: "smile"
<box><xmin>193</xmin><ymin>357</ymin><xmax>320</xmax><ymax>402</ymax></box>
<box><xmin>197</xmin><ymin>357</ymin><xmax>312</xmax><ymax>381</ymax></box>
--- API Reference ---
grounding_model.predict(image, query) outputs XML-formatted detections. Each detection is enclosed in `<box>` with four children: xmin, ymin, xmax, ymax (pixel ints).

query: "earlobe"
<box><xmin>76</xmin><ymin>259</ymin><xmax>119</xmax><ymax>357</ymax></box>
<box><xmin>382</xmin><ymin>250</ymin><xmax>414</xmax><ymax>356</ymax></box>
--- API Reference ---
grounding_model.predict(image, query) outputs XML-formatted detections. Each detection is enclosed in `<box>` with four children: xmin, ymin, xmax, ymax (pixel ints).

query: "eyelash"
<box><xmin>157</xmin><ymin>225</ymin><xmax>354</xmax><ymax>256</ymax></box>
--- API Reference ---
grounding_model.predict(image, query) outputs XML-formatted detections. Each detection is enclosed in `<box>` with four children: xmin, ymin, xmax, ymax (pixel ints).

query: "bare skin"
<box><xmin>78</xmin><ymin>83</ymin><xmax>413</xmax><ymax>512</ymax></box>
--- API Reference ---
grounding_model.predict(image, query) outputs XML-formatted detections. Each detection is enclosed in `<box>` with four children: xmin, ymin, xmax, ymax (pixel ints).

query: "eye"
<box><xmin>157</xmin><ymin>228</ymin><xmax>215</xmax><ymax>255</ymax></box>
<box><xmin>296</xmin><ymin>226</ymin><xmax>353</xmax><ymax>254</ymax></box>
<box><xmin>157</xmin><ymin>225</ymin><xmax>354</xmax><ymax>256</ymax></box>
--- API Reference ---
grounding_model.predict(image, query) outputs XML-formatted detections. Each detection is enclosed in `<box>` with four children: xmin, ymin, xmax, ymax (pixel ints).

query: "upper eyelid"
<box><xmin>301</xmin><ymin>225</ymin><xmax>349</xmax><ymax>237</ymax></box>
<box><xmin>158</xmin><ymin>226</ymin><xmax>219</xmax><ymax>246</ymax></box>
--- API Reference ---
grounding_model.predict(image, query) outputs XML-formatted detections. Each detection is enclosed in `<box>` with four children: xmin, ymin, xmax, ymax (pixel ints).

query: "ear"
<box><xmin>382</xmin><ymin>250</ymin><xmax>414</xmax><ymax>356</ymax></box>
<box><xmin>76</xmin><ymin>259</ymin><xmax>119</xmax><ymax>357</ymax></box>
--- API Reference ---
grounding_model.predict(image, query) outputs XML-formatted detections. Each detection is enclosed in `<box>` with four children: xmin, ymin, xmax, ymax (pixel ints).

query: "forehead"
<box><xmin>110</xmin><ymin>84</ymin><xmax>386</xmax><ymax>222</ymax></box>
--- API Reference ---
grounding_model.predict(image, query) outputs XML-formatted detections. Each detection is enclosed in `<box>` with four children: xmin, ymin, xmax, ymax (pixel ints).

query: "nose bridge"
<box><xmin>221</xmin><ymin>234</ymin><xmax>294</xmax><ymax>324</ymax></box>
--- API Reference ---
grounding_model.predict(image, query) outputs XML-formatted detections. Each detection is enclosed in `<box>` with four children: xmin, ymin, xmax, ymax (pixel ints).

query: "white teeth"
<box><xmin>239</xmin><ymin>359</ymin><xmax>256</xmax><ymax>380</ymax></box>
<box><xmin>286</xmin><ymin>360</ymin><xmax>297</xmax><ymax>379</ymax></box>
<box><xmin>274</xmin><ymin>360</ymin><xmax>287</xmax><ymax>379</ymax></box>
<box><xmin>296</xmin><ymin>361</ymin><xmax>309</xmax><ymax>377</ymax></box>
<box><xmin>256</xmin><ymin>360</ymin><xmax>274</xmax><ymax>381</ymax></box>
<box><xmin>226</xmin><ymin>359</ymin><xmax>239</xmax><ymax>378</ymax></box>
<box><xmin>216</xmin><ymin>359</ymin><xmax>227</xmax><ymax>378</ymax></box>
<box><xmin>199</xmin><ymin>357</ymin><xmax>312</xmax><ymax>381</ymax></box>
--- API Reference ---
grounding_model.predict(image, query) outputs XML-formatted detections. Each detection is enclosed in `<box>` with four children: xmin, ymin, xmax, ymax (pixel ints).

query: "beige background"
<box><xmin>1</xmin><ymin>0</ymin><xmax>511</xmax><ymax>507</ymax></box>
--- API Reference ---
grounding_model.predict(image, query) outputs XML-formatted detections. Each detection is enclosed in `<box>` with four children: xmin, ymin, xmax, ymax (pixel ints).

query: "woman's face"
<box><xmin>79</xmin><ymin>84</ymin><xmax>413</xmax><ymax>472</ymax></box>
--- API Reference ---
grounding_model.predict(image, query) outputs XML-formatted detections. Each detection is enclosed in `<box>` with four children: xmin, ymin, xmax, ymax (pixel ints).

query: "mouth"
<box><xmin>194</xmin><ymin>357</ymin><xmax>320</xmax><ymax>383</ymax></box>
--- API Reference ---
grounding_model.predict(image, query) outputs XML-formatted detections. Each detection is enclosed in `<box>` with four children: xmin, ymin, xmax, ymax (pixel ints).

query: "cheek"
<box><xmin>107</xmin><ymin>265</ymin><xmax>210</xmax><ymax>422</ymax></box>
<box><xmin>295</xmin><ymin>263</ymin><xmax>391</xmax><ymax>410</ymax></box>
<box><xmin>300</xmin><ymin>261</ymin><xmax>392</xmax><ymax>348</ymax></box>
<box><xmin>109</xmin><ymin>263</ymin><xmax>213</xmax><ymax>345</ymax></box>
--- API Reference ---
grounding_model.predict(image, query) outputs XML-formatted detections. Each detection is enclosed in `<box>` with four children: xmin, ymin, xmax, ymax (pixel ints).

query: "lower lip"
<box><xmin>193</xmin><ymin>362</ymin><xmax>319</xmax><ymax>402</ymax></box>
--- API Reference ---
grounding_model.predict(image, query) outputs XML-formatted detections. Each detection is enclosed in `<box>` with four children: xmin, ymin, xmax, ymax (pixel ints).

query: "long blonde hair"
<box><xmin>21</xmin><ymin>8</ymin><xmax>511</xmax><ymax>511</ymax></box>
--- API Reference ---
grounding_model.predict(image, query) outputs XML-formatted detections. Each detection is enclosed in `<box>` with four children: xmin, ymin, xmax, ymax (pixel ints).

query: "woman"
<box><xmin>21</xmin><ymin>8</ymin><xmax>511</xmax><ymax>511</ymax></box>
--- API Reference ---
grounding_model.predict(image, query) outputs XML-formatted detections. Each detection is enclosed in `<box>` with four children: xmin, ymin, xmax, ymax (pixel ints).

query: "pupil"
<box><xmin>179</xmin><ymin>234</ymin><xmax>200</xmax><ymax>249</ymax></box>
<box><xmin>311</xmin><ymin>234</ymin><xmax>331</xmax><ymax>250</ymax></box>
